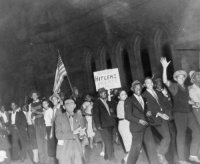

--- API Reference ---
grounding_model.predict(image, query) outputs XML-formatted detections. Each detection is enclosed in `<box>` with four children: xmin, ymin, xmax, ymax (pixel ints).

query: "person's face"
<box><xmin>133</xmin><ymin>85</ymin><xmax>142</xmax><ymax>96</ymax></box>
<box><xmin>11</xmin><ymin>103</ymin><xmax>17</xmax><ymax>110</ymax></box>
<box><xmin>64</xmin><ymin>99</ymin><xmax>76</xmax><ymax>113</ymax></box>
<box><xmin>74</xmin><ymin>89</ymin><xmax>79</xmax><ymax>96</ymax></box>
<box><xmin>0</xmin><ymin>106</ymin><xmax>5</xmax><ymax>112</ymax></box>
<box><xmin>31</xmin><ymin>93</ymin><xmax>38</xmax><ymax>101</ymax></box>
<box><xmin>155</xmin><ymin>80</ymin><xmax>163</xmax><ymax>90</ymax></box>
<box><xmin>100</xmin><ymin>91</ymin><xmax>107</xmax><ymax>99</ymax></box>
<box><xmin>52</xmin><ymin>97</ymin><xmax>59</xmax><ymax>106</ymax></box>
<box><xmin>42</xmin><ymin>101</ymin><xmax>49</xmax><ymax>110</ymax></box>
<box><xmin>113</xmin><ymin>89</ymin><xmax>118</xmax><ymax>96</ymax></box>
<box><xmin>176</xmin><ymin>75</ymin><xmax>186</xmax><ymax>85</ymax></box>
<box><xmin>85</xmin><ymin>95</ymin><xmax>91</xmax><ymax>102</ymax></box>
<box><xmin>118</xmin><ymin>90</ymin><xmax>127</xmax><ymax>101</ymax></box>
<box><xmin>193</xmin><ymin>74</ymin><xmax>200</xmax><ymax>85</ymax></box>
<box><xmin>23</xmin><ymin>105</ymin><xmax>28</xmax><ymax>112</ymax></box>
<box><xmin>145</xmin><ymin>79</ymin><xmax>154</xmax><ymax>90</ymax></box>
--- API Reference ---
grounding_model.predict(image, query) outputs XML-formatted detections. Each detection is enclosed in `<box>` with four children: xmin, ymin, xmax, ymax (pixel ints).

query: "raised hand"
<box><xmin>160</xmin><ymin>57</ymin><xmax>171</xmax><ymax>68</ymax></box>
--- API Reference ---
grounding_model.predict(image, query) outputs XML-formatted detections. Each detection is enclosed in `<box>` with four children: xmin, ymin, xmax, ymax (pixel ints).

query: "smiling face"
<box><xmin>176</xmin><ymin>74</ymin><xmax>186</xmax><ymax>86</ymax></box>
<box><xmin>118</xmin><ymin>90</ymin><xmax>127</xmax><ymax>101</ymax></box>
<box><xmin>51</xmin><ymin>96</ymin><xmax>59</xmax><ymax>106</ymax></box>
<box><xmin>31</xmin><ymin>93</ymin><xmax>38</xmax><ymax>101</ymax></box>
<box><xmin>42</xmin><ymin>101</ymin><xmax>49</xmax><ymax>110</ymax></box>
<box><xmin>133</xmin><ymin>84</ymin><xmax>142</xmax><ymax>96</ymax></box>
<box><xmin>144</xmin><ymin>78</ymin><xmax>154</xmax><ymax>90</ymax></box>
<box><xmin>100</xmin><ymin>91</ymin><xmax>107</xmax><ymax>100</ymax></box>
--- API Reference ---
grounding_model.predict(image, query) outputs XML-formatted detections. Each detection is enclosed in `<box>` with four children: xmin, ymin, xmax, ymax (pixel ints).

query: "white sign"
<box><xmin>93</xmin><ymin>68</ymin><xmax>121</xmax><ymax>91</ymax></box>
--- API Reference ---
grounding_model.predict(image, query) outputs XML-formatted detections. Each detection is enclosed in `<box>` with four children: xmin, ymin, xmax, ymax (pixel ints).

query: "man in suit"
<box><xmin>93</xmin><ymin>87</ymin><xmax>117</xmax><ymax>163</ymax></box>
<box><xmin>142</xmin><ymin>77</ymin><xmax>171</xmax><ymax>164</ymax></box>
<box><xmin>125</xmin><ymin>80</ymin><xmax>160</xmax><ymax>164</ymax></box>
<box><xmin>55</xmin><ymin>98</ymin><xmax>84</xmax><ymax>164</ymax></box>
<box><xmin>10</xmin><ymin>102</ymin><xmax>29</xmax><ymax>162</ymax></box>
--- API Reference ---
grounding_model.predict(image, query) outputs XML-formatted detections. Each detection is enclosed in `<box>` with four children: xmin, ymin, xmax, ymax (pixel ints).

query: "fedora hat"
<box><xmin>131</xmin><ymin>80</ymin><xmax>142</xmax><ymax>90</ymax></box>
<box><xmin>173</xmin><ymin>70</ymin><xmax>187</xmax><ymax>81</ymax></box>
<box><xmin>98</xmin><ymin>87</ymin><xmax>107</xmax><ymax>94</ymax></box>
<box><xmin>49</xmin><ymin>93</ymin><xmax>61</xmax><ymax>102</ymax></box>
<box><xmin>189</xmin><ymin>70</ymin><xmax>199</xmax><ymax>83</ymax></box>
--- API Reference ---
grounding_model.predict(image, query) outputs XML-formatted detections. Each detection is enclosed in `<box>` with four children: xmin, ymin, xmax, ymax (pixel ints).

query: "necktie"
<box><xmin>152</xmin><ymin>90</ymin><xmax>162</xmax><ymax>111</ymax></box>
<box><xmin>138</xmin><ymin>96</ymin><xmax>144</xmax><ymax>109</ymax></box>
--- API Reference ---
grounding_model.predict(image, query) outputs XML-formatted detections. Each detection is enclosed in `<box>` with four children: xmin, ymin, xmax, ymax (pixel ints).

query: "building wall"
<box><xmin>2</xmin><ymin>0</ymin><xmax>200</xmax><ymax>102</ymax></box>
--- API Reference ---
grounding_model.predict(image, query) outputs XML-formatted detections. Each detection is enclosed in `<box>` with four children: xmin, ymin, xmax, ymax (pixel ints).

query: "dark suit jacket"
<box><xmin>93</xmin><ymin>98</ymin><xmax>115</xmax><ymax>129</ymax></box>
<box><xmin>124</xmin><ymin>95</ymin><xmax>148</xmax><ymax>133</ymax></box>
<box><xmin>142</xmin><ymin>90</ymin><xmax>171</xmax><ymax>126</ymax></box>
<box><xmin>15</xmin><ymin>110</ymin><xmax>27</xmax><ymax>130</ymax></box>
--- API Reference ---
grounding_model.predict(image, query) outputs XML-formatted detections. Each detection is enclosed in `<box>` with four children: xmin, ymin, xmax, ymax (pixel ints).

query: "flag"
<box><xmin>53</xmin><ymin>55</ymin><xmax>67</xmax><ymax>93</ymax></box>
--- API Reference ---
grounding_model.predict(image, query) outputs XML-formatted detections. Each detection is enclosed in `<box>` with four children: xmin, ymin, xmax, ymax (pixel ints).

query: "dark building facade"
<box><xmin>0</xmin><ymin>0</ymin><xmax>200</xmax><ymax>103</ymax></box>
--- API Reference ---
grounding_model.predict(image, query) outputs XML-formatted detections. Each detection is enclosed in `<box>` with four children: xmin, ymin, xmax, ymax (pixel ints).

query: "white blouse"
<box><xmin>44</xmin><ymin>108</ymin><xmax>53</xmax><ymax>126</ymax></box>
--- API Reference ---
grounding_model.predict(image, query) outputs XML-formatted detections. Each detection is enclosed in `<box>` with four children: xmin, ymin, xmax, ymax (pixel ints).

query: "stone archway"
<box><xmin>115</xmin><ymin>40</ymin><xmax>133</xmax><ymax>87</ymax></box>
<box><xmin>133</xmin><ymin>34</ymin><xmax>152</xmax><ymax>79</ymax></box>
<box><xmin>99</xmin><ymin>45</ymin><xmax>112</xmax><ymax>70</ymax></box>
<box><xmin>84</xmin><ymin>50</ymin><xmax>97</xmax><ymax>92</ymax></box>
<box><xmin>153</xmin><ymin>26</ymin><xmax>174</xmax><ymax>79</ymax></box>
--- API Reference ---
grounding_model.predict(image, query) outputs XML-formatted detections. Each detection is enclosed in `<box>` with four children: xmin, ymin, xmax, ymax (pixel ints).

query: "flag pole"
<box><xmin>57</xmin><ymin>50</ymin><xmax>73</xmax><ymax>93</ymax></box>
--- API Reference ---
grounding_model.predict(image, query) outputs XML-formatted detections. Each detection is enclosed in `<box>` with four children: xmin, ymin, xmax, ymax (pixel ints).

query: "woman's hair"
<box><xmin>41</xmin><ymin>99</ymin><xmax>51</xmax><ymax>107</ymax></box>
<box><xmin>117</xmin><ymin>89</ymin><xmax>126</xmax><ymax>98</ymax></box>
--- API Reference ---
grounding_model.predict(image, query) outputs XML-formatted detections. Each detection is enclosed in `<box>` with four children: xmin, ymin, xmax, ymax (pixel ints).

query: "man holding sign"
<box><xmin>93</xmin><ymin>87</ymin><xmax>118</xmax><ymax>163</ymax></box>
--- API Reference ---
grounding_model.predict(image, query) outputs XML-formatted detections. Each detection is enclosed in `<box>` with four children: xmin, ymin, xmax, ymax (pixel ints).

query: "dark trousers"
<box><xmin>174</xmin><ymin>112</ymin><xmax>200</xmax><ymax>161</ymax></box>
<box><xmin>154</xmin><ymin>121</ymin><xmax>171</xmax><ymax>155</ymax></box>
<box><xmin>127</xmin><ymin>127</ymin><xmax>160</xmax><ymax>164</ymax></box>
<box><xmin>11</xmin><ymin>126</ymin><xmax>28</xmax><ymax>160</ymax></box>
<box><xmin>35</xmin><ymin>121</ymin><xmax>47</xmax><ymax>163</ymax></box>
<box><xmin>99</xmin><ymin>126</ymin><xmax>114</xmax><ymax>160</ymax></box>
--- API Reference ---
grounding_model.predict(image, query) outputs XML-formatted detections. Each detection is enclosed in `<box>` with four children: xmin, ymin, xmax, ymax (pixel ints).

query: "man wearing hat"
<box><xmin>189</xmin><ymin>71</ymin><xmax>200</xmax><ymax>124</ymax></box>
<box><xmin>93</xmin><ymin>87</ymin><xmax>117</xmax><ymax>163</ymax></box>
<box><xmin>125</xmin><ymin>80</ymin><xmax>160</xmax><ymax>164</ymax></box>
<box><xmin>161</xmin><ymin>58</ymin><xmax>200</xmax><ymax>164</ymax></box>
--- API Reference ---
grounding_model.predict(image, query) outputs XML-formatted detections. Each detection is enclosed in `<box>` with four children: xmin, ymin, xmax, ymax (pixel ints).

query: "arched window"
<box><xmin>105</xmin><ymin>51</ymin><xmax>112</xmax><ymax>69</ymax></box>
<box><xmin>154</xmin><ymin>28</ymin><xmax>174</xmax><ymax>80</ymax></box>
<box><xmin>116</xmin><ymin>41</ymin><xmax>132</xmax><ymax>87</ymax></box>
<box><xmin>134</xmin><ymin>35</ymin><xmax>152</xmax><ymax>79</ymax></box>
<box><xmin>85</xmin><ymin>51</ymin><xmax>96</xmax><ymax>92</ymax></box>
<box><xmin>140</xmin><ymin>40</ymin><xmax>152</xmax><ymax>78</ymax></box>
<box><xmin>99</xmin><ymin>46</ymin><xmax>112</xmax><ymax>70</ymax></box>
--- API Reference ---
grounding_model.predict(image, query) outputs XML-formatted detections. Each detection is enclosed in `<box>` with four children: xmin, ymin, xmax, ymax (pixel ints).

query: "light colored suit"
<box><xmin>55</xmin><ymin>113</ymin><xmax>83</xmax><ymax>164</ymax></box>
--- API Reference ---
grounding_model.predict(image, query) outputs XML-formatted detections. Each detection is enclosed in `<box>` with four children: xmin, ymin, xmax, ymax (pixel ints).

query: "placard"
<box><xmin>93</xmin><ymin>68</ymin><xmax>121</xmax><ymax>91</ymax></box>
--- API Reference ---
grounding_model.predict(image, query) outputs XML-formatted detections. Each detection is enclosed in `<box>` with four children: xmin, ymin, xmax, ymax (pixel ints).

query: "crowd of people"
<box><xmin>1</xmin><ymin>57</ymin><xmax>200</xmax><ymax>164</ymax></box>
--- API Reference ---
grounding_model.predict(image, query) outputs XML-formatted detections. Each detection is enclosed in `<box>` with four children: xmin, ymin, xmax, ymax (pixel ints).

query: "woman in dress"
<box><xmin>117</xmin><ymin>90</ymin><xmax>132</xmax><ymax>164</ymax></box>
<box><xmin>81</xmin><ymin>94</ymin><xmax>95</xmax><ymax>149</ymax></box>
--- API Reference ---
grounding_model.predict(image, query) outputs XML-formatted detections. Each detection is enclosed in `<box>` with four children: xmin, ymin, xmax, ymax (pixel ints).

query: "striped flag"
<box><xmin>53</xmin><ymin>55</ymin><xmax>67</xmax><ymax>93</ymax></box>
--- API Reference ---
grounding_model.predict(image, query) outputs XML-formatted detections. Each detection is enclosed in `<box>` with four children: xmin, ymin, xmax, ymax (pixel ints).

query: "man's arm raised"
<box><xmin>160</xmin><ymin>57</ymin><xmax>171</xmax><ymax>87</ymax></box>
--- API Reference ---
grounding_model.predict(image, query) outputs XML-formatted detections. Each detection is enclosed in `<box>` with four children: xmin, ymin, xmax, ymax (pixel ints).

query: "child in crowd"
<box><xmin>81</xmin><ymin>94</ymin><xmax>95</xmax><ymax>149</ymax></box>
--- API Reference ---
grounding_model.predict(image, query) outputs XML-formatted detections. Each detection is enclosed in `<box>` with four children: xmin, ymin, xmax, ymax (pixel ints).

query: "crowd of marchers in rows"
<box><xmin>1</xmin><ymin>57</ymin><xmax>200</xmax><ymax>164</ymax></box>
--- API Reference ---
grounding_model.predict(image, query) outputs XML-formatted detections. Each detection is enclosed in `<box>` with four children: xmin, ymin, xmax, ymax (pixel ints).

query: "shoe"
<box><xmin>100</xmin><ymin>151</ymin><xmax>105</xmax><ymax>156</ymax></box>
<box><xmin>121</xmin><ymin>159</ymin><xmax>125</xmax><ymax>164</ymax></box>
<box><xmin>189</xmin><ymin>155</ymin><xmax>200</xmax><ymax>162</ymax></box>
<box><xmin>157</xmin><ymin>154</ymin><xmax>169</xmax><ymax>164</ymax></box>
<box><xmin>110</xmin><ymin>157</ymin><xmax>118</xmax><ymax>163</ymax></box>
<box><xmin>179</xmin><ymin>161</ymin><xmax>191</xmax><ymax>164</ymax></box>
